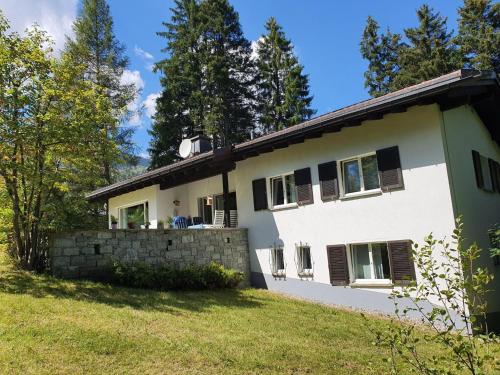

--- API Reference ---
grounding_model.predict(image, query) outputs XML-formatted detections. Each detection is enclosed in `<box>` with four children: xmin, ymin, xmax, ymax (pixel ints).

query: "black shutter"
<box><xmin>388</xmin><ymin>240</ymin><xmax>416</xmax><ymax>286</ymax></box>
<box><xmin>376</xmin><ymin>146</ymin><xmax>404</xmax><ymax>191</ymax></box>
<box><xmin>488</xmin><ymin>158</ymin><xmax>499</xmax><ymax>193</ymax></box>
<box><xmin>472</xmin><ymin>150</ymin><xmax>484</xmax><ymax>189</ymax></box>
<box><xmin>252</xmin><ymin>178</ymin><xmax>268</xmax><ymax>211</ymax></box>
<box><xmin>327</xmin><ymin>245</ymin><xmax>349</xmax><ymax>286</ymax></box>
<box><xmin>294</xmin><ymin>167</ymin><xmax>314</xmax><ymax>205</ymax></box>
<box><xmin>318</xmin><ymin>161</ymin><xmax>339</xmax><ymax>201</ymax></box>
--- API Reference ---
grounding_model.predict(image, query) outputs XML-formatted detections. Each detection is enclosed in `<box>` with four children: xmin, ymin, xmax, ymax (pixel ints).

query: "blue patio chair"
<box><xmin>173</xmin><ymin>216</ymin><xmax>188</xmax><ymax>229</ymax></box>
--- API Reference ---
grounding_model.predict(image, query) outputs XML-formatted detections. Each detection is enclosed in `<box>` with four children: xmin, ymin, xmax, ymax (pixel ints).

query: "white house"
<box><xmin>87</xmin><ymin>70</ymin><xmax>500</xmax><ymax>329</ymax></box>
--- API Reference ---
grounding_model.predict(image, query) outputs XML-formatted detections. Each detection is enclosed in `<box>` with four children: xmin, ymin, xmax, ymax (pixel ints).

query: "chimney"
<box><xmin>189</xmin><ymin>134</ymin><xmax>212</xmax><ymax>156</ymax></box>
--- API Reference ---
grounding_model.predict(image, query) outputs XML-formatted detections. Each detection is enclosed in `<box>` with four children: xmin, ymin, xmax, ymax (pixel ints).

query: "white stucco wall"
<box><xmin>441</xmin><ymin>105</ymin><xmax>500</xmax><ymax>313</ymax></box>
<box><xmin>233</xmin><ymin>104</ymin><xmax>457</xmax><ymax>290</ymax></box>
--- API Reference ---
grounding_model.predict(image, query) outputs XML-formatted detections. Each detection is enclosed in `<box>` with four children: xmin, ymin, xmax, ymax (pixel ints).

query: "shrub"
<box><xmin>109</xmin><ymin>261</ymin><xmax>244</xmax><ymax>291</ymax></box>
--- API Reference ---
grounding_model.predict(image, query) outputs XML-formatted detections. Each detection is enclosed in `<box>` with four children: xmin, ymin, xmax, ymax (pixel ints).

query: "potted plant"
<box><xmin>157</xmin><ymin>220</ymin><xmax>164</xmax><ymax>230</ymax></box>
<box><xmin>145</xmin><ymin>221</ymin><xmax>151</xmax><ymax>229</ymax></box>
<box><xmin>110</xmin><ymin>215</ymin><xmax>118</xmax><ymax>230</ymax></box>
<box><xmin>167</xmin><ymin>216</ymin><xmax>174</xmax><ymax>228</ymax></box>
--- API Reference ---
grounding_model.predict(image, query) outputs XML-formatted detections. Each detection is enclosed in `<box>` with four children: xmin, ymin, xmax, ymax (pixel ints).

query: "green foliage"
<box><xmin>109</xmin><ymin>261</ymin><xmax>244</xmax><ymax>290</ymax></box>
<box><xmin>64</xmin><ymin>0</ymin><xmax>138</xmax><ymax>184</ymax></box>
<box><xmin>489</xmin><ymin>224</ymin><xmax>500</xmax><ymax>259</ymax></box>
<box><xmin>455</xmin><ymin>0</ymin><xmax>500</xmax><ymax>71</ymax></box>
<box><xmin>149</xmin><ymin>0</ymin><xmax>255</xmax><ymax>168</ymax></box>
<box><xmin>365</xmin><ymin>218</ymin><xmax>500</xmax><ymax>374</ymax></box>
<box><xmin>255</xmin><ymin>17</ymin><xmax>315</xmax><ymax>132</ymax></box>
<box><xmin>360</xmin><ymin>16</ymin><xmax>401</xmax><ymax>97</ymax></box>
<box><xmin>0</xmin><ymin>180</ymin><xmax>12</xmax><ymax>245</ymax></box>
<box><xmin>0</xmin><ymin>12</ymin><xmax>116</xmax><ymax>270</ymax></box>
<box><xmin>361</xmin><ymin>1</ymin><xmax>500</xmax><ymax>97</ymax></box>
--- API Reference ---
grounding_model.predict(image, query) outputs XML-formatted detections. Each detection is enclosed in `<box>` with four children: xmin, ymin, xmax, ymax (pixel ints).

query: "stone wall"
<box><xmin>50</xmin><ymin>228</ymin><xmax>250</xmax><ymax>284</ymax></box>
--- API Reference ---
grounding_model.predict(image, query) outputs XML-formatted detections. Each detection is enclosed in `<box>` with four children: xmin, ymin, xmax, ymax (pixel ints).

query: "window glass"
<box><xmin>285</xmin><ymin>174</ymin><xmax>297</xmax><ymax>203</ymax></box>
<box><xmin>120</xmin><ymin>203</ymin><xmax>146</xmax><ymax>229</ymax></box>
<box><xmin>343</xmin><ymin>159</ymin><xmax>361</xmax><ymax>193</ymax></box>
<box><xmin>271</xmin><ymin>248</ymin><xmax>285</xmax><ymax>274</ymax></box>
<box><xmin>480</xmin><ymin>155</ymin><xmax>493</xmax><ymax>191</ymax></box>
<box><xmin>301</xmin><ymin>246</ymin><xmax>312</xmax><ymax>270</ymax></box>
<box><xmin>353</xmin><ymin>244</ymin><xmax>372</xmax><ymax>279</ymax></box>
<box><xmin>361</xmin><ymin>155</ymin><xmax>380</xmax><ymax>190</ymax></box>
<box><xmin>372</xmin><ymin>243</ymin><xmax>391</xmax><ymax>279</ymax></box>
<box><xmin>272</xmin><ymin>177</ymin><xmax>284</xmax><ymax>206</ymax></box>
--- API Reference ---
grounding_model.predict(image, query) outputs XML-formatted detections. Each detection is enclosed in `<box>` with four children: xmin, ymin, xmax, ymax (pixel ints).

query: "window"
<box><xmin>480</xmin><ymin>155</ymin><xmax>493</xmax><ymax>191</ymax></box>
<box><xmin>351</xmin><ymin>243</ymin><xmax>391</xmax><ymax>282</ymax></box>
<box><xmin>341</xmin><ymin>154</ymin><xmax>380</xmax><ymax>195</ymax></box>
<box><xmin>296</xmin><ymin>245</ymin><xmax>313</xmax><ymax>276</ymax></box>
<box><xmin>271</xmin><ymin>247</ymin><xmax>285</xmax><ymax>277</ymax></box>
<box><xmin>119</xmin><ymin>202</ymin><xmax>148</xmax><ymax>229</ymax></box>
<box><xmin>270</xmin><ymin>173</ymin><xmax>296</xmax><ymax>207</ymax></box>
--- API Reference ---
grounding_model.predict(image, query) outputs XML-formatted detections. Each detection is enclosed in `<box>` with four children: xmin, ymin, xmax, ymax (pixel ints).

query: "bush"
<box><xmin>109</xmin><ymin>261</ymin><xmax>244</xmax><ymax>291</ymax></box>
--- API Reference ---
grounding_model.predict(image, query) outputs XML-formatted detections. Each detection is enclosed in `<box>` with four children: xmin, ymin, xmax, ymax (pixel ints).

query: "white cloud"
<box><xmin>143</xmin><ymin>92</ymin><xmax>160</xmax><ymax>119</ymax></box>
<box><xmin>1</xmin><ymin>0</ymin><xmax>78</xmax><ymax>54</ymax></box>
<box><xmin>134</xmin><ymin>45</ymin><xmax>154</xmax><ymax>60</ymax></box>
<box><xmin>250</xmin><ymin>37</ymin><xmax>264</xmax><ymax>60</ymax></box>
<box><xmin>120</xmin><ymin>70</ymin><xmax>145</xmax><ymax>126</ymax></box>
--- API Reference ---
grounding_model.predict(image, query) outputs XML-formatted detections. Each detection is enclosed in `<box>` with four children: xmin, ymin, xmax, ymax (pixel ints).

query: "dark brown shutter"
<box><xmin>327</xmin><ymin>245</ymin><xmax>350</xmax><ymax>286</ymax></box>
<box><xmin>472</xmin><ymin>150</ymin><xmax>484</xmax><ymax>189</ymax></box>
<box><xmin>388</xmin><ymin>240</ymin><xmax>416</xmax><ymax>286</ymax></box>
<box><xmin>318</xmin><ymin>161</ymin><xmax>339</xmax><ymax>201</ymax></box>
<box><xmin>376</xmin><ymin>146</ymin><xmax>404</xmax><ymax>191</ymax></box>
<box><xmin>294</xmin><ymin>167</ymin><xmax>314</xmax><ymax>205</ymax></box>
<box><xmin>488</xmin><ymin>158</ymin><xmax>499</xmax><ymax>193</ymax></box>
<box><xmin>252</xmin><ymin>178</ymin><xmax>268</xmax><ymax>211</ymax></box>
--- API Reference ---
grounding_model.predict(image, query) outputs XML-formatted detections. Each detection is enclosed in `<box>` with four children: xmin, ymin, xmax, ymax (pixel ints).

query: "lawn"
<box><xmin>0</xmin><ymin>249</ymin><xmax>490</xmax><ymax>374</ymax></box>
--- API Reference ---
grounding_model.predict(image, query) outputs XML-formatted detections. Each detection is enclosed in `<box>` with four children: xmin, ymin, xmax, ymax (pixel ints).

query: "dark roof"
<box><xmin>87</xmin><ymin>69</ymin><xmax>500</xmax><ymax>202</ymax></box>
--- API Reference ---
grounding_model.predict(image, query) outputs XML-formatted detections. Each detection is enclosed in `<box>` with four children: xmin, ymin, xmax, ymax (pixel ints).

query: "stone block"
<box><xmin>53</xmin><ymin>256</ymin><xmax>70</xmax><ymax>267</ymax></box>
<box><xmin>181</xmin><ymin>235</ymin><xmax>193</xmax><ymax>243</ymax></box>
<box><xmin>70</xmin><ymin>255</ymin><xmax>85</xmax><ymax>266</ymax></box>
<box><xmin>132</xmin><ymin>240</ymin><xmax>141</xmax><ymax>249</ymax></box>
<box><xmin>97</xmin><ymin>231</ymin><xmax>113</xmax><ymax>239</ymax></box>
<box><xmin>62</xmin><ymin>248</ymin><xmax>80</xmax><ymax>256</ymax></box>
<box><xmin>54</xmin><ymin>238</ymin><xmax>74</xmax><ymax>248</ymax></box>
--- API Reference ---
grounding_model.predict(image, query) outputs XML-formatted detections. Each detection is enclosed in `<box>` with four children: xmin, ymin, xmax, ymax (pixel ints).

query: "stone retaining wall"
<box><xmin>50</xmin><ymin>229</ymin><xmax>249</xmax><ymax>284</ymax></box>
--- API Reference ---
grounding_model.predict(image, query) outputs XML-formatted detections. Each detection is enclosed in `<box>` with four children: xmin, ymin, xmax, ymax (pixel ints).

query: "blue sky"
<box><xmin>4</xmin><ymin>0</ymin><xmax>465</xmax><ymax>157</ymax></box>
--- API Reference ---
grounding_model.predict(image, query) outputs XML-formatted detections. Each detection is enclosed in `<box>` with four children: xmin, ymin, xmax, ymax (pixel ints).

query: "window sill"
<box><xmin>298</xmin><ymin>271</ymin><xmax>314</xmax><ymax>278</ymax></box>
<box><xmin>340</xmin><ymin>189</ymin><xmax>382</xmax><ymax>200</ymax></box>
<box><xmin>350</xmin><ymin>281</ymin><xmax>393</xmax><ymax>288</ymax></box>
<box><xmin>270</xmin><ymin>203</ymin><xmax>298</xmax><ymax>211</ymax></box>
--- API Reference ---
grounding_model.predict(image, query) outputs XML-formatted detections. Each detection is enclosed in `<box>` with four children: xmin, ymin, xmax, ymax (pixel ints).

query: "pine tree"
<box><xmin>198</xmin><ymin>0</ymin><xmax>255</xmax><ymax>146</ymax></box>
<box><xmin>360</xmin><ymin>16</ymin><xmax>401</xmax><ymax>97</ymax></box>
<box><xmin>65</xmin><ymin>0</ymin><xmax>138</xmax><ymax>184</ymax></box>
<box><xmin>149</xmin><ymin>0</ymin><xmax>201</xmax><ymax>168</ymax></box>
<box><xmin>456</xmin><ymin>0</ymin><xmax>500</xmax><ymax>71</ymax></box>
<box><xmin>255</xmin><ymin>18</ymin><xmax>314</xmax><ymax>132</ymax></box>
<box><xmin>394</xmin><ymin>4</ymin><xmax>460</xmax><ymax>89</ymax></box>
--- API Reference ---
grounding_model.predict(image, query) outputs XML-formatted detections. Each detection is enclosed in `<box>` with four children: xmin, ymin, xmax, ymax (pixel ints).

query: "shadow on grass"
<box><xmin>0</xmin><ymin>267</ymin><xmax>263</xmax><ymax>314</ymax></box>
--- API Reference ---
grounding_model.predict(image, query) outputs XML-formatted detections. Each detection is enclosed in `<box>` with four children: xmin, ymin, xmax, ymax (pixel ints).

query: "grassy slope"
<box><xmin>0</xmin><ymin>250</ymin><xmax>487</xmax><ymax>375</ymax></box>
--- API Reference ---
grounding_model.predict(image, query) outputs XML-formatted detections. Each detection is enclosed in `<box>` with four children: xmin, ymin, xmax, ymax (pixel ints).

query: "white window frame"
<box><xmin>339</xmin><ymin>152</ymin><xmax>381</xmax><ymax>198</ymax></box>
<box><xmin>116</xmin><ymin>200</ymin><xmax>149</xmax><ymax>229</ymax></box>
<box><xmin>270</xmin><ymin>246</ymin><xmax>286</xmax><ymax>277</ymax></box>
<box><xmin>348</xmin><ymin>242</ymin><xmax>392</xmax><ymax>286</ymax></box>
<box><xmin>268</xmin><ymin>172</ymin><xmax>297</xmax><ymax>209</ymax></box>
<box><xmin>296</xmin><ymin>244</ymin><xmax>313</xmax><ymax>277</ymax></box>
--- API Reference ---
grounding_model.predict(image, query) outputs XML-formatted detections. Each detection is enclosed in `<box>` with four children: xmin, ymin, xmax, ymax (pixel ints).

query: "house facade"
<box><xmin>88</xmin><ymin>70</ymin><xmax>500</xmax><ymax>327</ymax></box>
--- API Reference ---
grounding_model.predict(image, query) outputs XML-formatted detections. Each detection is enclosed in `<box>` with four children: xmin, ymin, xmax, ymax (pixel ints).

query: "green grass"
<box><xmin>0</xmin><ymin>249</ymin><xmax>490</xmax><ymax>374</ymax></box>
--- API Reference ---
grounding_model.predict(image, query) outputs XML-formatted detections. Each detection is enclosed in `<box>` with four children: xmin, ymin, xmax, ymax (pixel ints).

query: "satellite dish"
<box><xmin>179</xmin><ymin>139</ymin><xmax>192</xmax><ymax>158</ymax></box>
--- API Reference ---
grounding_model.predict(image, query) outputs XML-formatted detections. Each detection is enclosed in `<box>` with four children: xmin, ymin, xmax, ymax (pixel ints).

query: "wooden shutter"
<box><xmin>388</xmin><ymin>240</ymin><xmax>416</xmax><ymax>285</ymax></box>
<box><xmin>294</xmin><ymin>167</ymin><xmax>314</xmax><ymax>205</ymax></box>
<box><xmin>327</xmin><ymin>245</ymin><xmax>349</xmax><ymax>286</ymax></box>
<box><xmin>318</xmin><ymin>161</ymin><xmax>339</xmax><ymax>201</ymax></box>
<box><xmin>472</xmin><ymin>150</ymin><xmax>484</xmax><ymax>189</ymax></box>
<box><xmin>488</xmin><ymin>158</ymin><xmax>500</xmax><ymax>193</ymax></box>
<box><xmin>252</xmin><ymin>178</ymin><xmax>268</xmax><ymax>211</ymax></box>
<box><xmin>376</xmin><ymin>146</ymin><xmax>404</xmax><ymax>191</ymax></box>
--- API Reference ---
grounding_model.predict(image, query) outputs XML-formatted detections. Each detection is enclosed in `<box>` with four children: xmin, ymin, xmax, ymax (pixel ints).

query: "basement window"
<box><xmin>271</xmin><ymin>247</ymin><xmax>285</xmax><ymax>277</ymax></box>
<box><xmin>296</xmin><ymin>244</ymin><xmax>313</xmax><ymax>277</ymax></box>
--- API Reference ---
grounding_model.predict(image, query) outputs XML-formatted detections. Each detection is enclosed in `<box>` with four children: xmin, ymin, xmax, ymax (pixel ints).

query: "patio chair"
<box><xmin>174</xmin><ymin>216</ymin><xmax>188</xmax><ymax>229</ymax></box>
<box><xmin>206</xmin><ymin>210</ymin><xmax>224</xmax><ymax>229</ymax></box>
<box><xmin>192</xmin><ymin>216</ymin><xmax>204</xmax><ymax>225</ymax></box>
<box><xmin>229</xmin><ymin>210</ymin><xmax>238</xmax><ymax>228</ymax></box>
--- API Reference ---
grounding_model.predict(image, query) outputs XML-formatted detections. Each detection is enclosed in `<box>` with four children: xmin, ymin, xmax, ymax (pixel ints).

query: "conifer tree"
<box><xmin>394</xmin><ymin>4</ymin><xmax>460</xmax><ymax>89</ymax></box>
<box><xmin>65</xmin><ymin>0</ymin><xmax>138</xmax><ymax>184</ymax></box>
<box><xmin>198</xmin><ymin>0</ymin><xmax>255</xmax><ymax>146</ymax></box>
<box><xmin>255</xmin><ymin>17</ymin><xmax>314</xmax><ymax>132</ymax></box>
<box><xmin>360</xmin><ymin>16</ymin><xmax>401</xmax><ymax>97</ymax></box>
<box><xmin>149</xmin><ymin>0</ymin><xmax>201</xmax><ymax>168</ymax></box>
<box><xmin>456</xmin><ymin>0</ymin><xmax>500</xmax><ymax>71</ymax></box>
